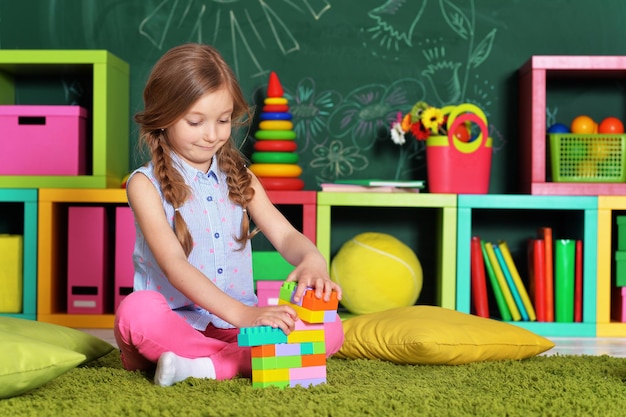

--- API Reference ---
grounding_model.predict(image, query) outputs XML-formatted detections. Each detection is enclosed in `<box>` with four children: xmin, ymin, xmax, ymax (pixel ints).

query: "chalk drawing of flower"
<box><xmin>327</xmin><ymin>78</ymin><xmax>425</xmax><ymax>151</ymax></box>
<box><xmin>309</xmin><ymin>139</ymin><xmax>369</xmax><ymax>181</ymax></box>
<box><xmin>284</xmin><ymin>78</ymin><xmax>342</xmax><ymax>154</ymax></box>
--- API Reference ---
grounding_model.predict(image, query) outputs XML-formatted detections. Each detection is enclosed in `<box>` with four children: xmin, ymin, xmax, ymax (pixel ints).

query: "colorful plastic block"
<box><xmin>301</xmin><ymin>290</ymin><xmax>339</xmax><ymax>311</ymax></box>
<box><xmin>251</xmin><ymin>345</ymin><xmax>276</xmax><ymax>357</ymax></box>
<box><xmin>301</xmin><ymin>354</ymin><xmax>326</xmax><ymax>367</ymax></box>
<box><xmin>238</xmin><ymin>326</ymin><xmax>287</xmax><ymax>347</ymax></box>
<box><xmin>287</xmin><ymin>329</ymin><xmax>325</xmax><ymax>344</ymax></box>
<box><xmin>289</xmin><ymin>377</ymin><xmax>326</xmax><ymax>388</ymax></box>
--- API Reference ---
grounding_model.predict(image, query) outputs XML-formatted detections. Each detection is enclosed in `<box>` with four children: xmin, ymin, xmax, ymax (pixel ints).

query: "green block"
<box><xmin>617</xmin><ymin>216</ymin><xmax>626</xmax><ymax>251</ymax></box>
<box><xmin>615</xmin><ymin>251</ymin><xmax>626</xmax><ymax>287</ymax></box>
<box><xmin>276</xmin><ymin>355</ymin><xmax>302</xmax><ymax>369</ymax></box>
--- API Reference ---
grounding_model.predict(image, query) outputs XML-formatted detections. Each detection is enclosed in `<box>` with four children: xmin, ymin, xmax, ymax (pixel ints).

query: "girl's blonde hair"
<box><xmin>135</xmin><ymin>43</ymin><xmax>256</xmax><ymax>257</ymax></box>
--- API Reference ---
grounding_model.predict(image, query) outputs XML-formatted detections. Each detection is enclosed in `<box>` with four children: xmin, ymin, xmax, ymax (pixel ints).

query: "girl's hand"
<box><xmin>285</xmin><ymin>254</ymin><xmax>343</xmax><ymax>304</ymax></box>
<box><xmin>239</xmin><ymin>304</ymin><xmax>298</xmax><ymax>335</ymax></box>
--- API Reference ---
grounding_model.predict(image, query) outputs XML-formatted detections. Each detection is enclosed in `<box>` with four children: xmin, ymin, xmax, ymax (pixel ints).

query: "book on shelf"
<box><xmin>320</xmin><ymin>183</ymin><xmax>422</xmax><ymax>193</ymax></box>
<box><xmin>574</xmin><ymin>239</ymin><xmax>583</xmax><ymax>323</ymax></box>
<box><xmin>480</xmin><ymin>239</ymin><xmax>511</xmax><ymax>321</ymax></box>
<box><xmin>498</xmin><ymin>241</ymin><xmax>536</xmax><ymax>321</ymax></box>
<box><xmin>493</xmin><ymin>243</ymin><xmax>529</xmax><ymax>321</ymax></box>
<box><xmin>470</xmin><ymin>236</ymin><xmax>489</xmax><ymax>318</ymax></box>
<box><xmin>527</xmin><ymin>238</ymin><xmax>547</xmax><ymax>322</ymax></box>
<box><xmin>321</xmin><ymin>179</ymin><xmax>425</xmax><ymax>193</ymax></box>
<box><xmin>537</xmin><ymin>227</ymin><xmax>554</xmax><ymax>322</ymax></box>
<box><xmin>555</xmin><ymin>239</ymin><xmax>577</xmax><ymax>323</ymax></box>
<box><xmin>483</xmin><ymin>241</ymin><xmax>521</xmax><ymax>321</ymax></box>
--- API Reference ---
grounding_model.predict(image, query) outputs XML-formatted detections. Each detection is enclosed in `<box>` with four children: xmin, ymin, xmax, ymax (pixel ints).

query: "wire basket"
<box><xmin>549</xmin><ymin>134</ymin><xmax>626</xmax><ymax>182</ymax></box>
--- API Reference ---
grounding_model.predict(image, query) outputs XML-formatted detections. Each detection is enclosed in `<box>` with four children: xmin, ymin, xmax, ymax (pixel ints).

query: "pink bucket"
<box><xmin>426</xmin><ymin>104</ymin><xmax>492</xmax><ymax>194</ymax></box>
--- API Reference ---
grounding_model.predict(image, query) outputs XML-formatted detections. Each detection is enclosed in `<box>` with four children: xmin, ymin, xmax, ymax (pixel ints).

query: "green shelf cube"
<box><xmin>0</xmin><ymin>50</ymin><xmax>129</xmax><ymax>189</ymax></box>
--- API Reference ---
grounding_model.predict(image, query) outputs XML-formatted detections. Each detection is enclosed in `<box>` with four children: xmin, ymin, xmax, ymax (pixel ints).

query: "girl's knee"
<box><xmin>324</xmin><ymin>314</ymin><xmax>345</xmax><ymax>357</ymax></box>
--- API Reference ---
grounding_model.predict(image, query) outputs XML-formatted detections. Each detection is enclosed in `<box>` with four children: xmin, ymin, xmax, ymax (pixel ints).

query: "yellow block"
<box><xmin>287</xmin><ymin>329</ymin><xmax>325</xmax><ymax>344</ymax></box>
<box><xmin>252</xmin><ymin>368</ymin><xmax>290</xmax><ymax>382</ymax></box>
<box><xmin>0</xmin><ymin>235</ymin><xmax>23</xmax><ymax>313</ymax></box>
<box><xmin>259</xmin><ymin>120</ymin><xmax>293</xmax><ymax>131</ymax></box>
<box><xmin>264</xmin><ymin>97</ymin><xmax>288</xmax><ymax>105</ymax></box>
<box><xmin>249</xmin><ymin>164</ymin><xmax>302</xmax><ymax>178</ymax></box>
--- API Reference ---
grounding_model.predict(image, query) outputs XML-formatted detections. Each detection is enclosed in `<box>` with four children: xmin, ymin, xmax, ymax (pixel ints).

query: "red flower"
<box><xmin>411</xmin><ymin>122</ymin><xmax>430</xmax><ymax>141</ymax></box>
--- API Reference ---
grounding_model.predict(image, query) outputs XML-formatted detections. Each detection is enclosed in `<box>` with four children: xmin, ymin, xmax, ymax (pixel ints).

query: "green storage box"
<box><xmin>615</xmin><ymin>251</ymin><xmax>626</xmax><ymax>287</ymax></box>
<box><xmin>617</xmin><ymin>216</ymin><xmax>626</xmax><ymax>251</ymax></box>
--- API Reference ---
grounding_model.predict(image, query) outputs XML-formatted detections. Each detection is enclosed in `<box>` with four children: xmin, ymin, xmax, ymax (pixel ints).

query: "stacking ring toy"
<box><xmin>259</xmin><ymin>177</ymin><xmax>305</xmax><ymax>190</ymax></box>
<box><xmin>255</xmin><ymin>130</ymin><xmax>297</xmax><ymax>140</ymax></box>
<box><xmin>264</xmin><ymin>97</ymin><xmax>288</xmax><ymax>105</ymax></box>
<box><xmin>259</xmin><ymin>120</ymin><xmax>293</xmax><ymax>131</ymax></box>
<box><xmin>252</xmin><ymin>152</ymin><xmax>299</xmax><ymax>164</ymax></box>
<box><xmin>263</xmin><ymin>104</ymin><xmax>289</xmax><ymax>113</ymax></box>
<box><xmin>260</xmin><ymin>112</ymin><xmax>293</xmax><ymax>121</ymax></box>
<box><xmin>254</xmin><ymin>140</ymin><xmax>298</xmax><ymax>152</ymax></box>
<box><xmin>250</xmin><ymin>163</ymin><xmax>302</xmax><ymax>177</ymax></box>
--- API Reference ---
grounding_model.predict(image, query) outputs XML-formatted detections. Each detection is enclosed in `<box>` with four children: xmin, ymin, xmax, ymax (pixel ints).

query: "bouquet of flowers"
<box><xmin>390</xmin><ymin>101</ymin><xmax>449</xmax><ymax>144</ymax></box>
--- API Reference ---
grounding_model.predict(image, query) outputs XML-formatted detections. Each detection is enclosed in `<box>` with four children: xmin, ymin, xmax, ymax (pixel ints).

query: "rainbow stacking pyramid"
<box><xmin>249</xmin><ymin>72</ymin><xmax>304</xmax><ymax>190</ymax></box>
<box><xmin>238</xmin><ymin>282</ymin><xmax>338</xmax><ymax>388</ymax></box>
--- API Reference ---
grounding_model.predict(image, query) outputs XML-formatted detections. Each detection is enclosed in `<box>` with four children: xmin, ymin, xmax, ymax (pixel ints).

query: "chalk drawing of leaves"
<box><xmin>439</xmin><ymin>0</ymin><xmax>473</xmax><ymax>40</ymax></box>
<box><xmin>469</xmin><ymin>28</ymin><xmax>497</xmax><ymax>69</ymax></box>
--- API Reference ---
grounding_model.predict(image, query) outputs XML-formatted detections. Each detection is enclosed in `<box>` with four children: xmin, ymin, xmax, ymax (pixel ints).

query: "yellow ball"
<box><xmin>330</xmin><ymin>232</ymin><xmax>423</xmax><ymax>315</ymax></box>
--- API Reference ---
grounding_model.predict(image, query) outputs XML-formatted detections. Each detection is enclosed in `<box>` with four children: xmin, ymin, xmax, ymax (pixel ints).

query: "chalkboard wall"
<box><xmin>2</xmin><ymin>0</ymin><xmax>626</xmax><ymax>193</ymax></box>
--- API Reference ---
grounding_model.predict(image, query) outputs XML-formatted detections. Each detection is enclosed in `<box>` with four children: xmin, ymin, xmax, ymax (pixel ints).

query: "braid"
<box><xmin>218</xmin><ymin>142</ymin><xmax>259</xmax><ymax>249</ymax></box>
<box><xmin>151</xmin><ymin>131</ymin><xmax>194</xmax><ymax>257</ymax></box>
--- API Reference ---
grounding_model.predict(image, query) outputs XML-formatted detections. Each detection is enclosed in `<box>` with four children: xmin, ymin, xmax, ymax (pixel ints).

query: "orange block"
<box><xmin>301</xmin><ymin>290</ymin><xmax>339</xmax><ymax>311</ymax></box>
<box><xmin>251</xmin><ymin>344</ymin><xmax>276</xmax><ymax>358</ymax></box>
<box><xmin>301</xmin><ymin>353</ymin><xmax>326</xmax><ymax>367</ymax></box>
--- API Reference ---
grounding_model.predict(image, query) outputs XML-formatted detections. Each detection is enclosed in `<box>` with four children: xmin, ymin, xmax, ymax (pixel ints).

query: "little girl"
<box><xmin>114</xmin><ymin>43</ymin><xmax>344</xmax><ymax>386</ymax></box>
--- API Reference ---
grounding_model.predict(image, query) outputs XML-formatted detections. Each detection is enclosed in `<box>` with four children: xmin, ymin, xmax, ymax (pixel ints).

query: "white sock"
<box><xmin>154</xmin><ymin>352</ymin><xmax>216</xmax><ymax>386</ymax></box>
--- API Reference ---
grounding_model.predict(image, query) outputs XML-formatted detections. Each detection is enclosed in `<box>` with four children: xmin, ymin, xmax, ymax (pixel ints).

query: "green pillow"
<box><xmin>335</xmin><ymin>306</ymin><xmax>555</xmax><ymax>365</ymax></box>
<box><xmin>0</xmin><ymin>317</ymin><xmax>115</xmax><ymax>399</ymax></box>
<box><xmin>0</xmin><ymin>317</ymin><xmax>114</xmax><ymax>362</ymax></box>
<box><xmin>0</xmin><ymin>330</ymin><xmax>86</xmax><ymax>399</ymax></box>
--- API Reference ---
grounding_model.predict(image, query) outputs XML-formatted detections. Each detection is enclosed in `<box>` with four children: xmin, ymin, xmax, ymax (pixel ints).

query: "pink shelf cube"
<box><xmin>519</xmin><ymin>55</ymin><xmax>626</xmax><ymax>195</ymax></box>
<box><xmin>0</xmin><ymin>105</ymin><xmax>88</xmax><ymax>176</ymax></box>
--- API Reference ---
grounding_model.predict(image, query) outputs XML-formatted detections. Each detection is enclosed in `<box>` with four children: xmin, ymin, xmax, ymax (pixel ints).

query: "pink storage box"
<box><xmin>0</xmin><ymin>105</ymin><xmax>88</xmax><ymax>175</ymax></box>
<box><xmin>114</xmin><ymin>206</ymin><xmax>135</xmax><ymax>311</ymax></box>
<box><xmin>256</xmin><ymin>280</ymin><xmax>283</xmax><ymax>307</ymax></box>
<box><xmin>67</xmin><ymin>206</ymin><xmax>109</xmax><ymax>314</ymax></box>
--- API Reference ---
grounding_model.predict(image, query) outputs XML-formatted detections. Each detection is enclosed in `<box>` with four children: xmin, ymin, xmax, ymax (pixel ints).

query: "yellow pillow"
<box><xmin>335</xmin><ymin>306</ymin><xmax>554</xmax><ymax>365</ymax></box>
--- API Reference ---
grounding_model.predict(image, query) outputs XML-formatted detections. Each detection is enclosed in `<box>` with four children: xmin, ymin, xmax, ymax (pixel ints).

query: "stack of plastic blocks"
<box><xmin>238</xmin><ymin>281</ymin><xmax>338</xmax><ymax>388</ymax></box>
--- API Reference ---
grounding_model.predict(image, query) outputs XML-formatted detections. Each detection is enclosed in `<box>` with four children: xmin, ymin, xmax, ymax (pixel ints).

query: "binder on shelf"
<box><xmin>528</xmin><ymin>239</ymin><xmax>547</xmax><ymax>322</ymax></box>
<box><xmin>114</xmin><ymin>206</ymin><xmax>135</xmax><ymax>311</ymax></box>
<box><xmin>67</xmin><ymin>206</ymin><xmax>110</xmax><ymax>314</ymax></box>
<box><xmin>574</xmin><ymin>240</ymin><xmax>583</xmax><ymax>323</ymax></box>
<box><xmin>470</xmin><ymin>236</ymin><xmax>489</xmax><ymax>318</ymax></box>
<box><xmin>0</xmin><ymin>234</ymin><xmax>23</xmax><ymax>313</ymax></box>
<box><xmin>498</xmin><ymin>241</ymin><xmax>536</xmax><ymax>321</ymax></box>
<box><xmin>537</xmin><ymin>227</ymin><xmax>554</xmax><ymax>322</ymax></box>
<box><xmin>493</xmin><ymin>243</ymin><xmax>529</xmax><ymax>321</ymax></box>
<box><xmin>484</xmin><ymin>241</ymin><xmax>521</xmax><ymax>321</ymax></box>
<box><xmin>480</xmin><ymin>240</ymin><xmax>511</xmax><ymax>321</ymax></box>
<box><xmin>554</xmin><ymin>239</ymin><xmax>576</xmax><ymax>323</ymax></box>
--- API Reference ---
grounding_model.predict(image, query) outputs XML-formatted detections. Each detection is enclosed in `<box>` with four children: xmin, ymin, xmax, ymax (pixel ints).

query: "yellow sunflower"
<box><xmin>421</xmin><ymin>107</ymin><xmax>444</xmax><ymax>133</ymax></box>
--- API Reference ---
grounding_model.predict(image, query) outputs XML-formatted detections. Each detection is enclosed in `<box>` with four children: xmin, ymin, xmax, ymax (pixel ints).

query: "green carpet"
<box><xmin>3</xmin><ymin>351</ymin><xmax>626</xmax><ymax>416</ymax></box>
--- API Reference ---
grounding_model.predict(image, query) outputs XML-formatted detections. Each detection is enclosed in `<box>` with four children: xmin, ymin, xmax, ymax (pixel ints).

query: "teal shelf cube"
<box><xmin>457</xmin><ymin>194</ymin><xmax>597</xmax><ymax>337</ymax></box>
<box><xmin>0</xmin><ymin>188</ymin><xmax>37</xmax><ymax>320</ymax></box>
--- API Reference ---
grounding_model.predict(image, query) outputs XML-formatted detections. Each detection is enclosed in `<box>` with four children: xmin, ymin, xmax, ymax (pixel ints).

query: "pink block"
<box><xmin>289</xmin><ymin>377</ymin><xmax>326</xmax><ymax>388</ymax></box>
<box><xmin>256</xmin><ymin>280</ymin><xmax>283</xmax><ymax>307</ymax></box>
<box><xmin>114</xmin><ymin>206</ymin><xmax>135</xmax><ymax>311</ymax></box>
<box><xmin>67</xmin><ymin>206</ymin><xmax>109</xmax><ymax>314</ymax></box>
<box><xmin>294</xmin><ymin>319</ymin><xmax>324</xmax><ymax>331</ymax></box>
<box><xmin>290</xmin><ymin>365</ymin><xmax>326</xmax><ymax>380</ymax></box>
<box><xmin>621</xmin><ymin>287</ymin><xmax>626</xmax><ymax>322</ymax></box>
<box><xmin>0</xmin><ymin>105</ymin><xmax>88</xmax><ymax>175</ymax></box>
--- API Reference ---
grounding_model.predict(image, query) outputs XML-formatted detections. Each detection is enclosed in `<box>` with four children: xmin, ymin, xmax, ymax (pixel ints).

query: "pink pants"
<box><xmin>114</xmin><ymin>290</ymin><xmax>345</xmax><ymax>380</ymax></box>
